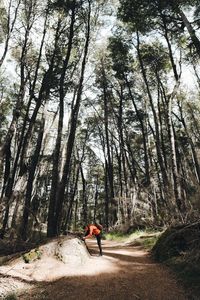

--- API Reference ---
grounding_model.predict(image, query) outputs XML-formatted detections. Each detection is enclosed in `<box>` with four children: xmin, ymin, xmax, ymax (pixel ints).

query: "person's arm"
<box><xmin>83</xmin><ymin>226</ymin><xmax>93</xmax><ymax>239</ymax></box>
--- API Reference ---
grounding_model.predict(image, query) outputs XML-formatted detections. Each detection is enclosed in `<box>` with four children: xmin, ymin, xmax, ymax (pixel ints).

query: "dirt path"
<box><xmin>17</xmin><ymin>239</ymin><xmax>188</xmax><ymax>300</ymax></box>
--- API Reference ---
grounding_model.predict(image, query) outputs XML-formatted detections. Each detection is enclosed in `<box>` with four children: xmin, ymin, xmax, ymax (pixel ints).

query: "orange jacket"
<box><xmin>84</xmin><ymin>224</ymin><xmax>100</xmax><ymax>239</ymax></box>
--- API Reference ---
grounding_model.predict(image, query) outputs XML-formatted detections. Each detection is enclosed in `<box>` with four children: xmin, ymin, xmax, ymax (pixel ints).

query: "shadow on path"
<box><xmin>18</xmin><ymin>239</ymin><xmax>189</xmax><ymax>300</ymax></box>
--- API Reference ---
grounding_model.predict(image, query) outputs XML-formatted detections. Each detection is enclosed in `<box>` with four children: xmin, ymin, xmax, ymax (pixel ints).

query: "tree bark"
<box><xmin>47</xmin><ymin>4</ymin><xmax>76</xmax><ymax>237</ymax></box>
<box><xmin>178</xmin><ymin>8</ymin><xmax>200</xmax><ymax>57</ymax></box>
<box><xmin>0</xmin><ymin>0</ymin><xmax>21</xmax><ymax>68</ymax></box>
<box><xmin>51</xmin><ymin>0</ymin><xmax>91</xmax><ymax>236</ymax></box>
<box><xmin>124</xmin><ymin>76</ymin><xmax>150</xmax><ymax>185</ymax></box>
<box><xmin>136</xmin><ymin>31</ymin><xmax>168</xmax><ymax>186</ymax></box>
<box><xmin>20</xmin><ymin>118</ymin><xmax>44</xmax><ymax>240</ymax></box>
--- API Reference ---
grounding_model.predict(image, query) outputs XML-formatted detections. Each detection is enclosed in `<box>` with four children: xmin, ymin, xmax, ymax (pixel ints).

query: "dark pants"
<box><xmin>95</xmin><ymin>233</ymin><xmax>102</xmax><ymax>255</ymax></box>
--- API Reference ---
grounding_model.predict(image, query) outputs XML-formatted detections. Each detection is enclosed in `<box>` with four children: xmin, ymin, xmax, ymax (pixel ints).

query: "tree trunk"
<box><xmin>19</xmin><ymin>19</ymin><xmax>61</xmax><ymax>176</ymax></box>
<box><xmin>64</xmin><ymin>162</ymin><xmax>80</xmax><ymax>232</ymax></box>
<box><xmin>104</xmin><ymin>160</ymin><xmax>109</xmax><ymax>230</ymax></box>
<box><xmin>51</xmin><ymin>0</ymin><xmax>91</xmax><ymax>236</ymax></box>
<box><xmin>0</xmin><ymin>0</ymin><xmax>21</xmax><ymax>68</ymax></box>
<box><xmin>167</xmin><ymin>82</ymin><xmax>183</xmax><ymax>213</ymax></box>
<box><xmin>160</xmin><ymin>12</ymin><xmax>179</xmax><ymax>81</ymax></box>
<box><xmin>100</xmin><ymin>60</ymin><xmax>115</xmax><ymax>202</ymax></box>
<box><xmin>47</xmin><ymin>6</ymin><xmax>76</xmax><ymax>237</ymax></box>
<box><xmin>20</xmin><ymin>118</ymin><xmax>44</xmax><ymax>240</ymax></box>
<box><xmin>93</xmin><ymin>175</ymin><xmax>99</xmax><ymax>222</ymax></box>
<box><xmin>124</xmin><ymin>76</ymin><xmax>150</xmax><ymax>185</ymax></box>
<box><xmin>136</xmin><ymin>31</ymin><xmax>168</xmax><ymax>186</ymax></box>
<box><xmin>177</xmin><ymin>102</ymin><xmax>200</xmax><ymax>183</ymax></box>
<box><xmin>80</xmin><ymin>163</ymin><xmax>87</xmax><ymax>224</ymax></box>
<box><xmin>178</xmin><ymin>8</ymin><xmax>200</xmax><ymax>57</ymax></box>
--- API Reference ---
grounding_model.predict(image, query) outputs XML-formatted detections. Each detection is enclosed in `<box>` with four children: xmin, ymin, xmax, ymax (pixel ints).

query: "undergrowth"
<box><xmin>105</xmin><ymin>229</ymin><xmax>161</xmax><ymax>250</ymax></box>
<box><xmin>105</xmin><ymin>232</ymin><xmax>128</xmax><ymax>242</ymax></box>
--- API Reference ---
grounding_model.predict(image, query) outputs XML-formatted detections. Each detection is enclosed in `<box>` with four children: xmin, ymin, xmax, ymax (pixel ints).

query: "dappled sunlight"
<box><xmin>0</xmin><ymin>251</ymin><xmax>119</xmax><ymax>282</ymax></box>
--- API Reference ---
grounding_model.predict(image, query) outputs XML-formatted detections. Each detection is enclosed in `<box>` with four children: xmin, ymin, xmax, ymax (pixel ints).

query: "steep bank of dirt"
<box><xmin>152</xmin><ymin>223</ymin><xmax>200</xmax><ymax>298</ymax></box>
<box><xmin>0</xmin><ymin>238</ymin><xmax>189</xmax><ymax>300</ymax></box>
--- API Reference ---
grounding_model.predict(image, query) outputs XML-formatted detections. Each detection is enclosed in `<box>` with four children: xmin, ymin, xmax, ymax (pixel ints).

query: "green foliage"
<box><xmin>22</xmin><ymin>248</ymin><xmax>42</xmax><ymax>263</ymax></box>
<box><xmin>118</xmin><ymin>0</ymin><xmax>199</xmax><ymax>40</ymax></box>
<box><xmin>105</xmin><ymin>231</ymin><xmax>128</xmax><ymax>241</ymax></box>
<box><xmin>118</xmin><ymin>0</ymin><xmax>157</xmax><ymax>33</ymax></box>
<box><xmin>127</xmin><ymin>229</ymin><xmax>161</xmax><ymax>249</ymax></box>
<box><xmin>139</xmin><ymin>41</ymin><xmax>171</xmax><ymax>74</ymax></box>
<box><xmin>50</xmin><ymin>0</ymin><xmax>77</xmax><ymax>12</ymax></box>
<box><xmin>141</xmin><ymin>236</ymin><xmax>159</xmax><ymax>250</ymax></box>
<box><xmin>108</xmin><ymin>36</ymin><xmax>132</xmax><ymax>78</ymax></box>
<box><xmin>106</xmin><ymin>229</ymin><xmax>161</xmax><ymax>250</ymax></box>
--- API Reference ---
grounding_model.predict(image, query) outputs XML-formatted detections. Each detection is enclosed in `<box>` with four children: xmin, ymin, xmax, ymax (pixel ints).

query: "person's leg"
<box><xmin>96</xmin><ymin>233</ymin><xmax>102</xmax><ymax>255</ymax></box>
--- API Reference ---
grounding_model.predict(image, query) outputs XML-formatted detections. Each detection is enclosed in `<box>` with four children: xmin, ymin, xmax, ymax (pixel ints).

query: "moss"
<box><xmin>22</xmin><ymin>248</ymin><xmax>42</xmax><ymax>263</ymax></box>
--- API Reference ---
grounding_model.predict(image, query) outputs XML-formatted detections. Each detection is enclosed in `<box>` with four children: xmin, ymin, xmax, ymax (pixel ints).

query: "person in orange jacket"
<box><xmin>82</xmin><ymin>224</ymin><xmax>103</xmax><ymax>256</ymax></box>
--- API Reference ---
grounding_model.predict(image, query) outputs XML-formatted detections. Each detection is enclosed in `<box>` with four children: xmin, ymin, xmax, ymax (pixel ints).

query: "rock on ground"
<box><xmin>0</xmin><ymin>236</ymin><xmax>89</xmax><ymax>298</ymax></box>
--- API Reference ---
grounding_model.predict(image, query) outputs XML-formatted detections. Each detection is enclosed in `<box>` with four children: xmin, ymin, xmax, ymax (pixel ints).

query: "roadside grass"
<box><xmin>104</xmin><ymin>232</ymin><xmax>129</xmax><ymax>242</ymax></box>
<box><xmin>105</xmin><ymin>229</ymin><xmax>162</xmax><ymax>250</ymax></box>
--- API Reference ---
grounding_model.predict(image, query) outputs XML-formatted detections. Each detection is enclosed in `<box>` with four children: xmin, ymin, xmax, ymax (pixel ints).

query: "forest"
<box><xmin>0</xmin><ymin>0</ymin><xmax>200</xmax><ymax>241</ymax></box>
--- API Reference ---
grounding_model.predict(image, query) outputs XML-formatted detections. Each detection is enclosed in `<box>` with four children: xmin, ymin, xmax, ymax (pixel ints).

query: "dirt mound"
<box><xmin>152</xmin><ymin>222</ymin><xmax>200</xmax><ymax>262</ymax></box>
<box><xmin>152</xmin><ymin>222</ymin><xmax>200</xmax><ymax>298</ymax></box>
<box><xmin>0</xmin><ymin>236</ymin><xmax>90</xmax><ymax>298</ymax></box>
